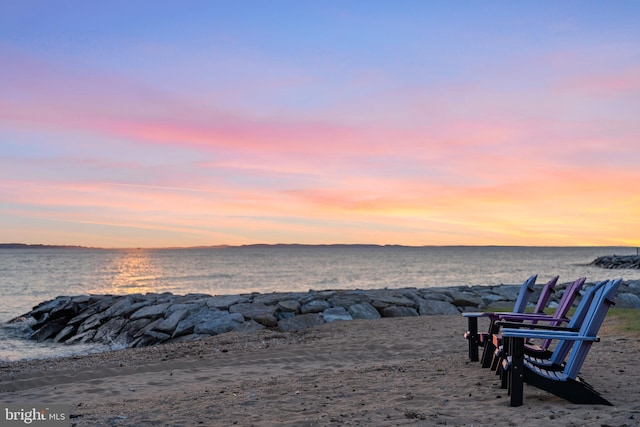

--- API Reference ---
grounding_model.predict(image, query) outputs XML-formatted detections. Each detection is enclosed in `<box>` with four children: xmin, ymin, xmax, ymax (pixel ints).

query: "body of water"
<box><xmin>1</xmin><ymin>245</ymin><xmax>638</xmax><ymax>361</ymax></box>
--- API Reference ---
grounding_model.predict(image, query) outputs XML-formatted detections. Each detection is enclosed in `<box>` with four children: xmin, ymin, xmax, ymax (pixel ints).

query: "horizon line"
<box><xmin>1</xmin><ymin>243</ymin><xmax>637</xmax><ymax>251</ymax></box>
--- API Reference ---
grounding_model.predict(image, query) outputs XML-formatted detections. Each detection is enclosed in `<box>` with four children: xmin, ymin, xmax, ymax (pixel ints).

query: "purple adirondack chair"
<box><xmin>489</xmin><ymin>277</ymin><xmax>585</xmax><ymax>370</ymax></box>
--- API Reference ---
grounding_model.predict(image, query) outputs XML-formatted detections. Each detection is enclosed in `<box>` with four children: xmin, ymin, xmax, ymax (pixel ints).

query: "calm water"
<box><xmin>1</xmin><ymin>245</ymin><xmax>638</xmax><ymax>361</ymax></box>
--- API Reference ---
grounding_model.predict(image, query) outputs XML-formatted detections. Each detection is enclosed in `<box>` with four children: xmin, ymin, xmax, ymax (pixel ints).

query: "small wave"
<box><xmin>0</xmin><ymin>335</ymin><xmax>114</xmax><ymax>363</ymax></box>
<box><xmin>0</xmin><ymin>320</ymin><xmax>117</xmax><ymax>362</ymax></box>
<box><xmin>1</xmin><ymin>318</ymin><xmax>36</xmax><ymax>339</ymax></box>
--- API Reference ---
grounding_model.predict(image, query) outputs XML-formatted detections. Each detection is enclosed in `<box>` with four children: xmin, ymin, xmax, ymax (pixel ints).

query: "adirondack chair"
<box><xmin>489</xmin><ymin>277</ymin><xmax>586</xmax><ymax>370</ymax></box>
<box><xmin>463</xmin><ymin>274</ymin><xmax>538</xmax><ymax>363</ymax></box>
<box><xmin>501</xmin><ymin>278</ymin><xmax>621</xmax><ymax>407</ymax></box>
<box><xmin>492</xmin><ymin>279</ymin><xmax>603</xmax><ymax>385</ymax></box>
<box><xmin>494</xmin><ymin>277</ymin><xmax>594</xmax><ymax>368</ymax></box>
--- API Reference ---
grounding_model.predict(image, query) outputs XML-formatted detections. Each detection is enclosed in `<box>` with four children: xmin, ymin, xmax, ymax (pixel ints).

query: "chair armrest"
<box><xmin>463</xmin><ymin>311</ymin><xmax>512</xmax><ymax>321</ymax></box>
<box><xmin>495</xmin><ymin>321</ymin><xmax>579</xmax><ymax>332</ymax></box>
<box><xmin>501</xmin><ymin>328</ymin><xmax>600</xmax><ymax>341</ymax></box>
<box><xmin>496</xmin><ymin>313</ymin><xmax>569</xmax><ymax>323</ymax></box>
<box><xmin>462</xmin><ymin>312</ymin><xmax>492</xmax><ymax>318</ymax></box>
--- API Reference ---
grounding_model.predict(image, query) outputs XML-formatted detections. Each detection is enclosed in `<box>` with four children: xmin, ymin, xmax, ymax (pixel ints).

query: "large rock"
<box><xmin>445</xmin><ymin>291</ymin><xmax>484</xmax><ymax>308</ymax></box>
<box><xmin>165</xmin><ymin>302</ymin><xmax>205</xmax><ymax>316</ymax></box>
<box><xmin>77</xmin><ymin>313</ymin><xmax>106</xmax><ymax>334</ymax></box>
<box><xmin>322</xmin><ymin>307</ymin><xmax>353</xmax><ymax>323</ymax></box>
<box><xmin>103</xmin><ymin>296</ymin><xmax>149</xmax><ymax>319</ymax></box>
<box><xmin>368</xmin><ymin>293</ymin><xmax>415</xmax><ymax>308</ymax></box>
<box><xmin>65</xmin><ymin>329</ymin><xmax>96</xmax><ymax>345</ymax></box>
<box><xmin>113</xmin><ymin>318</ymin><xmax>156</xmax><ymax>345</ymax></box>
<box><xmin>489</xmin><ymin>285</ymin><xmax>521</xmax><ymax>301</ymax></box>
<box><xmin>229</xmin><ymin>303</ymin><xmax>278</xmax><ymax>327</ymax></box>
<box><xmin>205</xmin><ymin>295</ymin><xmax>247</xmax><ymax>310</ymax></box>
<box><xmin>300</xmin><ymin>299</ymin><xmax>331</xmax><ymax>314</ymax></box>
<box><xmin>193</xmin><ymin>311</ymin><xmax>245</xmax><ymax>335</ymax></box>
<box><xmin>67</xmin><ymin>301</ymin><xmax>108</xmax><ymax>327</ymax></box>
<box><xmin>277</xmin><ymin>300</ymin><xmax>300</xmax><ymax>313</ymax></box>
<box><xmin>153</xmin><ymin>308</ymin><xmax>193</xmax><ymax>334</ymax></box>
<box><xmin>480</xmin><ymin>293</ymin><xmax>507</xmax><ymax>306</ymax></box>
<box><xmin>418</xmin><ymin>291</ymin><xmax>452</xmax><ymax>302</ymax></box>
<box><xmin>94</xmin><ymin>317</ymin><xmax>127</xmax><ymax>344</ymax></box>
<box><xmin>275</xmin><ymin>310</ymin><xmax>296</xmax><ymax>321</ymax></box>
<box><xmin>253</xmin><ymin>292</ymin><xmax>304</xmax><ymax>306</ymax></box>
<box><xmin>30</xmin><ymin>297</ymin><xmax>73</xmax><ymax>321</ymax></box>
<box><xmin>418</xmin><ymin>299</ymin><xmax>459</xmax><ymax>315</ymax></box>
<box><xmin>30</xmin><ymin>298</ymin><xmax>80</xmax><ymax>331</ymax></box>
<box><xmin>347</xmin><ymin>302</ymin><xmax>381</xmax><ymax>319</ymax></box>
<box><xmin>253</xmin><ymin>292</ymin><xmax>306</xmax><ymax>306</ymax></box>
<box><xmin>170</xmin><ymin>316</ymin><xmax>198</xmax><ymax>338</ymax></box>
<box><xmin>278</xmin><ymin>313</ymin><xmax>325</xmax><ymax>332</ymax></box>
<box><xmin>53</xmin><ymin>325</ymin><xmax>77</xmax><ymax>343</ymax></box>
<box><xmin>328</xmin><ymin>292</ymin><xmax>370</xmax><ymax>308</ymax></box>
<box><xmin>48</xmin><ymin>299</ymin><xmax>80</xmax><ymax>322</ymax></box>
<box><xmin>172</xmin><ymin>307</ymin><xmax>217</xmax><ymax>338</ymax></box>
<box><xmin>232</xmin><ymin>319</ymin><xmax>266</xmax><ymax>333</ymax></box>
<box><xmin>30</xmin><ymin>319</ymin><xmax>68</xmax><ymax>342</ymax></box>
<box><xmin>380</xmin><ymin>306</ymin><xmax>419</xmax><ymax>317</ymax></box>
<box><xmin>133</xmin><ymin>331</ymin><xmax>171</xmax><ymax>347</ymax></box>
<box><xmin>130</xmin><ymin>302</ymin><xmax>172</xmax><ymax>320</ymax></box>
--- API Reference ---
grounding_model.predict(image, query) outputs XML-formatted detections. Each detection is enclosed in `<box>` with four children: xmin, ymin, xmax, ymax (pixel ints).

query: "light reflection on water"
<box><xmin>106</xmin><ymin>250</ymin><xmax>164</xmax><ymax>295</ymax></box>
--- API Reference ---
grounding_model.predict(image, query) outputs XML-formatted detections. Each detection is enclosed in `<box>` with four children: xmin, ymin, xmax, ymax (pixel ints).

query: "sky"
<box><xmin>1</xmin><ymin>1</ymin><xmax>639</xmax><ymax>248</ymax></box>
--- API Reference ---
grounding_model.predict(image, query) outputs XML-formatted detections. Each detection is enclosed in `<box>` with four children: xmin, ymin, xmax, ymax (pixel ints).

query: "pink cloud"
<box><xmin>556</xmin><ymin>65</ymin><xmax>640</xmax><ymax>96</ymax></box>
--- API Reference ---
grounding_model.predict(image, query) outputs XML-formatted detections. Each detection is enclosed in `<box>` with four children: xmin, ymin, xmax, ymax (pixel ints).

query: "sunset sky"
<box><xmin>1</xmin><ymin>1</ymin><xmax>639</xmax><ymax>248</ymax></box>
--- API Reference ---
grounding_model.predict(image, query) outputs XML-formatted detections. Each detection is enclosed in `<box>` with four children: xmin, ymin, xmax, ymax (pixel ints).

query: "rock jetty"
<box><xmin>590</xmin><ymin>255</ymin><xmax>640</xmax><ymax>269</ymax></box>
<box><xmin>9</xmin><ymin>280</ymin><xmax>640</xmax><ymax>349</ymax></box>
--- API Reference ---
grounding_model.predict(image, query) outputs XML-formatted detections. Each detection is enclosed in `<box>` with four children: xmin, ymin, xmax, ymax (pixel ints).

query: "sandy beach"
<box><xmin>1</xmin><ymin>315</ymin><xmax>639</xmax><ymax>426</ymax></box>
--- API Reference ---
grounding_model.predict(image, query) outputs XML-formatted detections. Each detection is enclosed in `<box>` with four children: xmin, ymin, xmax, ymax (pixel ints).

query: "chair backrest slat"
<box><xmin>512</xmin><ymin>274</ymin><xmax>537</xmax><ymax>313</ymax></box>
<box><xmin>552</xmin><ymin>277</ymin><xmax>586</xmax><ymax>321</ymax></box>
<box><xmin>549</xmin><ymin>280</ymin><xmax>608</xmax><ymax>365</ymax></box>
<box><xmin>533</xmin><ymin>275</ymin><xmax>559</xmax><ymax>314</ymax></box>
<box><xmin>564</xmin><ymin>278</ymin><xmax>622</xmax><ymax>379</ymax></box>
<box><xmin>539</xmin><ymin>277</ymin><xmax>586</xmax><ymax>348</ymax></box>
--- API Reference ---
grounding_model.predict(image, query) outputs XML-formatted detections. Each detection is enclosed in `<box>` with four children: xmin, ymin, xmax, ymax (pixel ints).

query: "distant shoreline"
<box><xmin>1</xmin><ymin>243</ymin><xmax>638</xmax><ymax>251</ymax></box>
<box><xmin>0</xmin><ymin>243</ymin><xmax>94</xmax><ymax>250</ymax></box>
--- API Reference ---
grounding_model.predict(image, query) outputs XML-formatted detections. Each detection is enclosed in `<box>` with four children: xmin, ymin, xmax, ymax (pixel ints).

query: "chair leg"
<box><xmin>481</xmin><ymin>321</ymin><xmax>499</xmax><ymax>368</ymax></box>
<box><xmin>491</xmin><ymin>340</ymin><xmax>505</xmax><ymax>372</ymax></box>
<box><xmin>499</xmin><ymin>344</ymin><xmax>510</xmax><ymax>390</ymax></box>
<box><xmin>500</xmin><ymin>361</ymin><xmax>509</xmax><ymax>389</ymax></box>
<box><xmin>509</xmin><ymin>337</ymin><xmax>525</xmax><ymax>407</ymax></box>
<box><xmin>467</xmin><ymin>317</ymin><xmax>479</xmax><ymax>362</ymax></box>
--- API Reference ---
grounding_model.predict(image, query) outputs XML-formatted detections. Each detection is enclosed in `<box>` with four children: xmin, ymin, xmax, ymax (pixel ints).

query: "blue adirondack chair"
<box><xmin>496</xmin><ymin>278</ymin><xmax>601</xmax><ymax>370</ymax></box>
<box><xmin>492</xmin><ymin>279</ymin><xmax>603</xmax><ymax>386</ymax></box>
<box><xmin>463</xmin><ymin>274</ymin><xmax>538</xmax><ymax>363</ymax></box>
<box><xmin>501</xmin><ymin>278</ymin><xmax>622</xmax><ymax>407</ymax></box>
<box><xmin>489</xmin><ymin>277</ymin><xmax>586</xmax><ymax>370</ymax></box>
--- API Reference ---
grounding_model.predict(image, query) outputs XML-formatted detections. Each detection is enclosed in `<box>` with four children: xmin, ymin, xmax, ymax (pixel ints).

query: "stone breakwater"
<box><xmin>590</xmin><ymin>255</ymin><xmax>640</xmax><ymax>269</ymax></box>
<box><xmin>9</xmin><ymin>280</ymin><xmax>640</xmax><ymax>349</ymax></box>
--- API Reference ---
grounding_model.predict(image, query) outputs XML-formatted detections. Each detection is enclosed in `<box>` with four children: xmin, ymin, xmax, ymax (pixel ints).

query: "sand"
<box><xmin>1</xmin><ymin>315</ymin><xmax>639</xmax><ymax>426</ymax></box>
